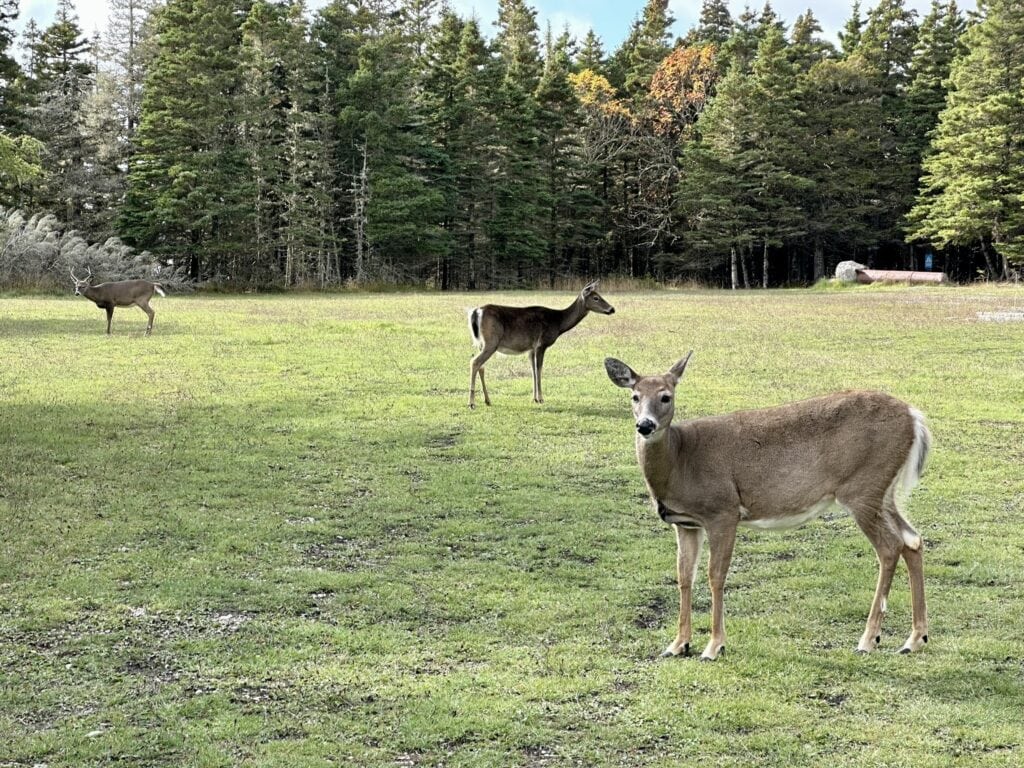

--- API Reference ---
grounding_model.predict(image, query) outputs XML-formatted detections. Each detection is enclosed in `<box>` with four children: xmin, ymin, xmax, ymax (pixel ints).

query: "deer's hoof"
<box><xmin>700</xmin><ymin>646</ymin><xmax>724</xmax><ymax>662</ymax></box>
<box><xmin>660</xmin><ymin>642</ymin><xmax>690</xmax><ymax>659</ymax></box>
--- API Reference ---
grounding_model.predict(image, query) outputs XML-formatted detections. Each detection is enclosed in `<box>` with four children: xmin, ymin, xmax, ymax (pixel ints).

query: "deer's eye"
<box><xmin>661</xmin><ymin>395</ymin><xmax>672</xmax><ymax>403</ymax></box>
<box><xmin>631</xmin><ymin>394</ymin><xmax>639</xmax><ymax>403</ymax></box>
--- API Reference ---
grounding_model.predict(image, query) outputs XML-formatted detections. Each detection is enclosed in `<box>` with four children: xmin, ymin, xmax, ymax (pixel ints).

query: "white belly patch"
<box><xmin>739</xmin><ymin>496</ymin><xmax>837</xmax><ymax>530</ymax></box>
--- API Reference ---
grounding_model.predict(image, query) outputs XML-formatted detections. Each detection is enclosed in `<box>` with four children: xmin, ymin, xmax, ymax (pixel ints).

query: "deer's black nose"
<box><xmin>607</xmin><ymin>308</ymin><xmax>615</xmax><ymax>314</ymax></box>
<box><xmin>636</xmin><ymin>419</ymin><xmax>656</xmax><ymax>436</ymax></box>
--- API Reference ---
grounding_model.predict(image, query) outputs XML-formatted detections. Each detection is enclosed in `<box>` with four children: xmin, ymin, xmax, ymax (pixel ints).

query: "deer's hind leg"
<box><xmin>529</xmin><ymin>346</ymin><xmax>547</xmax><ymax>403</ymax></box>
<box><xmin>845</xmin><ymin>490</ymin><xmax>920</xmax><ymax>653</ymax></box>
<box><xmin>104</xmin><ymin>305</ymin><xmax>114</xmax><ymax>334</ymax></box>
<box><xmin>469</xmin><ymin>339</ymin><xmax>498</xmax><ymax>408</ymax></box>
<box><xmin>897</xmin><ymin>508</ymin><xmax>928</xmax><ymax>653</ymax></box>
<box><xmin>137</xmin><ymin>300</ymin><xmax>155</xmax><ymax>335</ymax></box>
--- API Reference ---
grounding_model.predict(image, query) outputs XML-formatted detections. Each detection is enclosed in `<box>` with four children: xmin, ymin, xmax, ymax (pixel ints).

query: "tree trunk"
<box><xmin>762</xmin><ymin>240</ymin><xmax>769</xmax><ymax>289</ymax></box>
<box><xmin>730</xmin><ymin>246</ymin><xmax>738</xmax><ymax>290</ymax></box>
<box><xmin>813</xmin><ymin>238</ymin><xmax>825</xmax><ymax>282</ymax></box>
<box><xmin>740</xmin><ymin>245</ymin><xmax>750</xmax><ymax>289</ymax></box>
<box><xmin>979</xmin><ymin>237</ymin><xmax>997</xmax><ymax>281</ymax></box>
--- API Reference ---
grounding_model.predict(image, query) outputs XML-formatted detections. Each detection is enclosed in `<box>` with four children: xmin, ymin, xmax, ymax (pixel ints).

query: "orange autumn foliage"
<box><xmin>649</xmin><ymin>44</ymin><xmax>718</xmax><ymax>136</ymax></box>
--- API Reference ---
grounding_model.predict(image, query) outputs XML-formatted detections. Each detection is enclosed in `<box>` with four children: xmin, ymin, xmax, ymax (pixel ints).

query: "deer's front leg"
<box><xmin>104</xmin><ymin>305</ymin><xmax>114</xmax><ymax>335</ymax></box>
<box><xmin>663</xmin><ymin>525</ymin><xmax>704</xmax><ymax>658</ymax></box>
<box><xmin>702</xmin><ymin>521</ymin><xmax>737</xmax><ymax>660</ymax></box>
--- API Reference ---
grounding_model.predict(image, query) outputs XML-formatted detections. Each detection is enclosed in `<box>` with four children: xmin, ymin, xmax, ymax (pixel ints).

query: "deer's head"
<box><xmin>605</xmin><ymin>352</ymin><xmax>693</xmax><ymax>440</ymax></box>
<box><xmin>70</xmin><ymin>267</ymin><xmax>92</xmax><ymax>296</ymax></box>
<box><xmin>581</xmin><ymin>281</ymin><xmax>615</xmax><ymax>315</ymax></box>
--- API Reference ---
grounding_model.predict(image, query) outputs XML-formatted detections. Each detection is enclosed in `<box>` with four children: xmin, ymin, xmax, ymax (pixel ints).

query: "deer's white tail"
<box><xmin>891</xmin><ymin>407</ymin><xmax>931</xmax><ymax>550</ymax></box>
<box><xmin>466</xmin><ymin>307</ymin><xmax>483</xmax><ymax>349</ymax></box>
<box><xmin>898</xmin><ymin>408</ymin><xmax>932</xmax><ymax>497</ymax></box>
<box><xmin>154</xmin><ymin>284</ymin><xmax>167</xmax><ymax>297</ymax></box>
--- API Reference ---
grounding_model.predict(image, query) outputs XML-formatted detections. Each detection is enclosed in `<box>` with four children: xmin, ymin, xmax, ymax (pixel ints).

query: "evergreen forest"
<box><xmin>1</xmin><ymin>0</ymin><xmax>1022</xmax><ymax>290</ymax></box>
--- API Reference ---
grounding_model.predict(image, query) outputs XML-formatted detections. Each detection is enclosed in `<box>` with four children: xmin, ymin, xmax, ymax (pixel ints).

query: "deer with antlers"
<box><xmin>467</xmin><ymin>281</ymin><xmax>615</xmax><ymax>407</ymax></box>
<box><xmin>605</xmin><ymin>352</ymin><xmax>931</xmax><ymax>660</ymax></box>
<box><xmin>70</xmin><ymin>267</ymin><xmax>167</xmax><ymax>335</ymax></box>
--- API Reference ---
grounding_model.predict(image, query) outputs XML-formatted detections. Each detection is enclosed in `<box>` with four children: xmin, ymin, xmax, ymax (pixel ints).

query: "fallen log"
<box><xmin>855</xmin><ymin>269</ymin><xmax>949</xmax><ymax>285</ymax></box>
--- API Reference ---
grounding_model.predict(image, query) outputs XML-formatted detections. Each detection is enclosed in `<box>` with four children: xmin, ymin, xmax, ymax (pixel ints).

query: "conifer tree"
<box><xmin>796</xmin><ymin>56</ymin><xmax>887</xmax><ymax>279</ymax></box>
<box><xmin>489</xmin><ymin>0</ymin><xmax>546</xmax><ymax>283</ymax></box>
<box><xmin>625</xmin><ymin>0</ymin><xmax>674</xmax><ymax>96</ymax></box>
<box><xmin>120</xmin><ymin>0</ymin><xmax>251</xmax><ymax>279</ymax></box>
<box><xmin>577</xmin><ymin>29</ymin><xmax>605</xmax><ymax>74</ymax></box>
<box><xmin>907</xmin><ymin>0</ymin><xmax>1024</xmax><ymax>275</ymax></box>
<box><xmin>691</xmin><ymin>0</ymin><xmax>733</xmax><ymax>46</ymax></box>
<box><xmin>839</xmin><ymin>1</ymin><xmax>864</xmax><ymax>56</ymax></box>
<box><xmin>29</xmin><ymin>0</ymin><xmax>102</xmax><ymax>229</ymax></box>
<box><xmin>789</xmin><ymin>10</ymin><xmax>836</xmax><ymax>71</ymax></box>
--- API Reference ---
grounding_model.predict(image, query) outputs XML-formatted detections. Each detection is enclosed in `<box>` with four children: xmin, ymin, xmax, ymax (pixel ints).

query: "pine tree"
<box><xmin>29</xmin><ymin>0</ymin><xmax>102</xmax><ymax>229</ymax></box>
<box><xmin>535</xmin><ymin>26</ymin><xmax>585</xmax><ymax>283</ymax></box>
<box><xmin>690</xmin><ymin>0</ymin><xmax>733</xmax><ymax>46</ymax></box>
<box><xmin>789</xmin><ymin>10</ymin><xmax>836</xmax><ymax>72</ymax></box>
<box><xmin>625</xmin><ymin>0</ymin><xmax>674</xmax><ymax>96</ymax></box>
<box><xmin>851</xmin><ymin>0</ymin><xmax>920</xmax><ymax>258</ymax></box>
<box><xmin>239</xmin><ymin>0</ymin><xmax>303</xmax><ymax>283</ymax></box>
<box><xmin>907</xmin><ymin>0</ymin><xmax>1024</xmax><ymax>275</ymax></box>
<box><xmin>0</xmin><ymin>0</ymin><xmax>42</xmax><ymax>198</ymax></box>
<box><xmin>577</xmin><ymin>29</ymin><xmax>605</xmax><ymax>74</ymax></box>
<box><xmin>677</xmin><ymin>28</ymin><xmax>809</xmax><ymax>286</ymax></box>
<box><xmin>677</xmin><ymin>65</ymin><xmax>759</xmax><ymax>285</ymax></box>
<box><xmin>488</xmin><ymin>0</ymin><xmax>546</xmax><ymax>284</ymax></box>
<box><xmin>0</xmin><ymin>0</ymin><xmax>26</xmax><ymax>133</ymax></box>
<box><xmin>451</xmin><ymin>18</ymin><xmax>498</xmax><ymax>287</ymax></box>
<box><xmin>120</xmin><ymin>0</ymin><xmax>252</xmax><ymax>280</ymax></box>
<box><xmin>796</xmin><ymin>56</ymin><xmax>888</xmax><ymax>279</ymax></box>
<box><xmin>343</xmin><ymin>5</ymin><xmax>447</xmax><ymax>283</ymax></box>
<box><xmin>838</xmin><ymin>1</ymin><xmax>864</xmax><ymax>56</ymax></box>
<box><xmin>905</xmin><ymin>2</ymin><xmax>966</xmax><ymax>164</ymax></box>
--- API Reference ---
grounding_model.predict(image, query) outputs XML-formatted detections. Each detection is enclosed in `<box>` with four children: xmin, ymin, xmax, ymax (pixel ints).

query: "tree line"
<box><xmin>0</xmin><ymin>0</ymin><xmax>1021</xmax><ymax>290</ymax></box>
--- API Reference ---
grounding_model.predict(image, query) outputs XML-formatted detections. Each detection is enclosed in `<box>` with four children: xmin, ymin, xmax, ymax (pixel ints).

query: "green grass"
<box><xmin>1</xmin><ymin>286</ymin><xmax>1022</xmax><ymax>767</ymax></box>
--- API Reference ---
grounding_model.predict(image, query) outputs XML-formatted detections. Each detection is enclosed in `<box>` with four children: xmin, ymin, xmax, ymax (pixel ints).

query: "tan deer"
<box><xmin>605</xmin><ymin>352</ymin><xmax>931</xmax><ymax>660</ymax></box>
<box><xmin>467</xmin><ymin>281</ymin><xmax>615</xmax><ymax>407</ymax></box>
<box><xmin>71</xmin><ymin>267</ymin><xmax>166</xmax><ymax>335</ymax></box>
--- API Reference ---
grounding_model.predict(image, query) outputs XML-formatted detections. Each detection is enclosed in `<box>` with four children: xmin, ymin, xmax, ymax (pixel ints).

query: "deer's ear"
<box><xmin>668</xmin><ymin>351</ymin><xmax>693</xmax><ymax>383</ymax></box>
<box><xmin>605</xmin><ymin>357</ymin><xmax>638</xmax><ymax>388</ymax></box>
<box><xmin>582</xmin><ymin>280</ymin><xmax>598</xmax><ymax>294</ymax></box>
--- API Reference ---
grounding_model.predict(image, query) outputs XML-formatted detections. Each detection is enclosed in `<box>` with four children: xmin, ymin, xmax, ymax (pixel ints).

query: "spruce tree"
<box><xmin>577</xmin><ymin>29</ymin><xmax>605</xmax><ymax>74</ymax></box>
<box><xmin>625</xmin><ymin>0</ymin><xmax>674</xmax><ymax>96</ymax></box>
<box><xmin>29</xmin><ymin>0</ymin><xmax>102</xmax><ymax>229</ymax></box>
<box><xmin>796</xmin><ymin>56</ymin><xmax>887</xmax><ymax>279</ymax></box>
<box><xmin>691</xmin><ymin>0</ymin><xmax>733</xmax><ymax>46</ymax></box>
<box><xmin>0</xmin><ymin>0</ymin><xmax>25</xmax><ymax>133</ymax></box>
<box><xmin>789</xmin><ymin>10</ymin><xmax>836</xmax><ymax>72</ymax></box>
<box><xmin>839</xmin><ymin>1</ymin><xmax>864</xmax><ymax>56</ymax></box>
<box><xmin>907</xmin><ymin>0</ymin><xmax>1024</xmax><ymax>275</ymax></box>
<box><xmin>120</xmin><ymin>0</ymin><xmax>251</xmax><ymax>280</ymax></box>
<box><xmin>489</xmin><ymin>0</ymin><xmax>546</xmax><ymax>284</ymax></box>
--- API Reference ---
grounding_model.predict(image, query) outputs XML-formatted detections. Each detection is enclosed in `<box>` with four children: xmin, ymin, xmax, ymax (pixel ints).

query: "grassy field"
<box><xmin>1</xmin><ymin>286</ymin><xmax>1022</xmax><ymax>767</ymax></box>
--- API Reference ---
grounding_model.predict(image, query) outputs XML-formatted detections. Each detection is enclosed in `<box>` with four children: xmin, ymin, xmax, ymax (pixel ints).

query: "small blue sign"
<box><xmin>924</xmin><ymin>252</ymin><xmax>933</xmax><ymax>271</ymax></box>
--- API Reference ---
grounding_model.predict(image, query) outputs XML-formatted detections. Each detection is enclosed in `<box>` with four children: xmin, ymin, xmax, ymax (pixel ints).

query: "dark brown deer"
<box><xmin>606</xmin><ymin>352</ymin><xmax>931</xmax><ymax>660</ymax></box>
<box><xmin>71</xmin><ymin>267</ymin><xmax>167</xmax><ymax>335</ymax></box>
<box><xmin>467</xmin><ymin>281</ymin><xmax>615</xmax><ymax>407</ymax></box>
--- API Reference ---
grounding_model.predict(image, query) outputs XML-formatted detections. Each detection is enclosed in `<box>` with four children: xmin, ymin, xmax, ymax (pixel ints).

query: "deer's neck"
<box><xmin>636</xmin><ymin>426</ymin><xmax>685</xmax><ymax>502</ymax></box>
<box><xmin>557</xmin><ymin>295</ymin><xmax>588</xmax><ymax>335</ymax></box>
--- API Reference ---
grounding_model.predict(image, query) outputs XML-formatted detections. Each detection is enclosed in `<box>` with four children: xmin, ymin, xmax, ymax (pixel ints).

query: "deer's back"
<box><xmin>679</xmin><ymin>390</ymin><xmax>917</xmax><ymax>514</ymax></box>
<box><xmin>479</xmin><ymin>303</ymin><xmax>562</xmax><ymax>352</ymax></box>
<box><xmin>90</xmin><ymin>280</ymin><xmax>156</xmax><ymax>306</ymax></box>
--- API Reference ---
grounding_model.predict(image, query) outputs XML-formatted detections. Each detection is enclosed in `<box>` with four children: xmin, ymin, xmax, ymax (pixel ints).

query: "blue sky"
<box><xmin>19</xmin><ymin>1</ymin><xmax>976</xmax><ymax>49</ymax></box>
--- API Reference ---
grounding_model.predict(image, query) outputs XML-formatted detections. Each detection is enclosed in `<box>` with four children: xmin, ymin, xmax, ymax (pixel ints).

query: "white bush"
<box><xmin>0</xmin><ymin>207</ymin><xmax>191</xmax><ymax>291</ymax></box>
